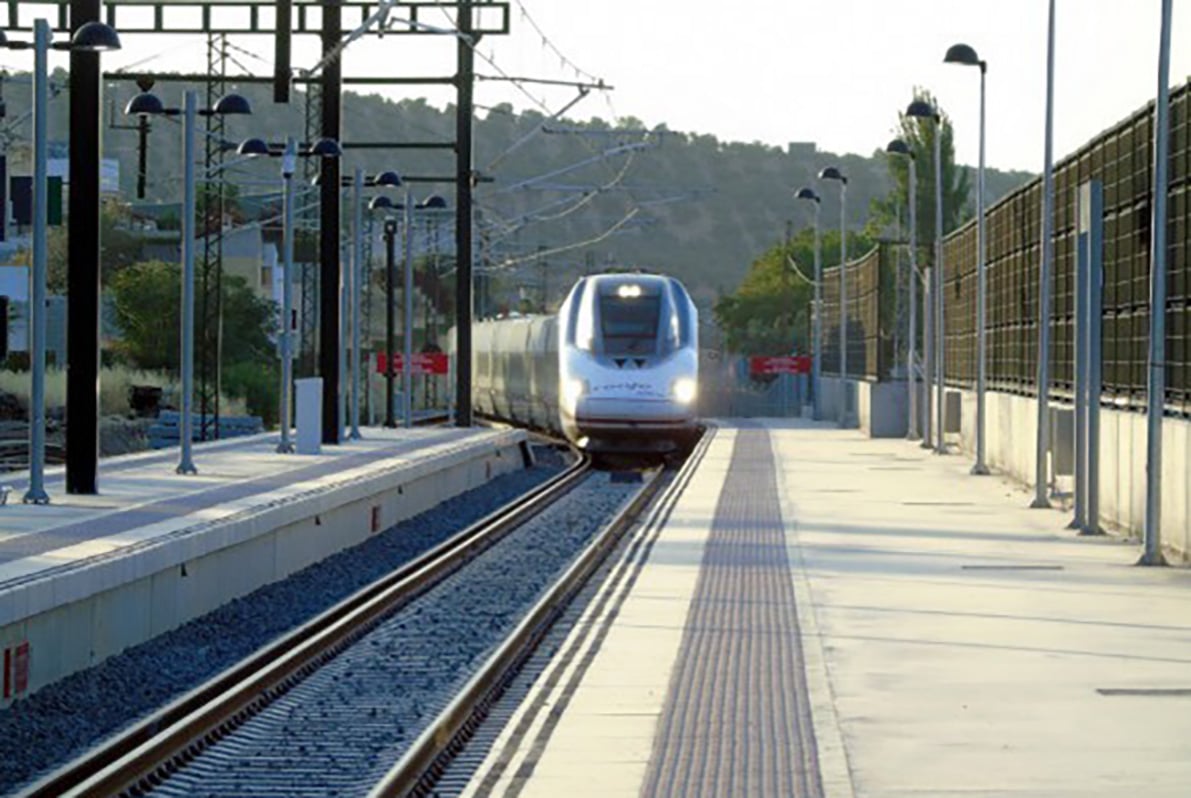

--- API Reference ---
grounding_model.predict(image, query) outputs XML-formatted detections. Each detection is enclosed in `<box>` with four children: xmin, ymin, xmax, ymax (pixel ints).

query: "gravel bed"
<box><xmin>149</xmin><ymin>470</ymin><xmax>640</xmax><ymax>797</ymax></box>
<box><xmin>0</xmin><ymin>447</ymin><xmax>569</xmax><ymax>795</ymax></box>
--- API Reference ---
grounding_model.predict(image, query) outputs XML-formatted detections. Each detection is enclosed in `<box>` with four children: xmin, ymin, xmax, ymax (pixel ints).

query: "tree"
<box><xmin>108</xmin><ymin>260</ymin><xmax>180</xmax><ymax>371</ymax></box>
<box><xmin>108</xmin><ymin>264</ymin><xmax>278</xmax><ymax>376</ymax></box>
<box><xmin>20</xmin><ymin>200</ymin><xmax>146</xmax><ymax>292</ymax></box>
<box><xmin>219</xmin><ymin>273</ymin><xmax>278</xmax><ymax>366</ymax></box>
<box><xmin>713</xmin><ymin>227</ymin><xmax>873</xmax><ymax>356</ymax></box>
<box><xmin>869</xmin><ymin>88</ymin><xmax>971</xmax><ymax>268</ymax></box>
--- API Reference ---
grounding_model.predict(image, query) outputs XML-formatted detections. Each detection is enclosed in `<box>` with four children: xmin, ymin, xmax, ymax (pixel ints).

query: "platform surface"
<box><xmin>0</xmin><ymin>425</ymin><xmax>501</xmax><ymax>601</ymax></box>
<box><xmin>465</xmin><ymin>418</ymin><xmax>1191</xmax><ymax>797</ymax></box>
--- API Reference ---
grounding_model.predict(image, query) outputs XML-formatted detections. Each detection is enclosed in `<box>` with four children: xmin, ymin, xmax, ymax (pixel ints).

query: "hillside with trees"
<box><xmin>1</xmin><ymin>72</ymin><xmax>1033</xmax><ymax>314</ymax></box>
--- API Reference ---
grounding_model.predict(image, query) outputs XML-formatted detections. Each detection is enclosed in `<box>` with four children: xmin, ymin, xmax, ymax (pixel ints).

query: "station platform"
<box><xmin>465</xmin><ymin>419</ymin><xmax>1191</xmax><ymax>798</ymax></box>
<box><xmin>0</xmin><ymin>425</ymin><xmax>530</xmax><ymax>705</ymax></box>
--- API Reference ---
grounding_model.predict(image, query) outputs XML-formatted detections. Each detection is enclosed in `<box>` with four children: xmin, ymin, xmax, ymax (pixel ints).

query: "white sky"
<box><xmin>26</xmin><ymin>1</ymin><xmax>1190</xmax><ymax>174</ymax></box>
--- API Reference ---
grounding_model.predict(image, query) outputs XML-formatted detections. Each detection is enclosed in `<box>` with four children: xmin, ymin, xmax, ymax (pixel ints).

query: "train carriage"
<box><xmin>462</xmin><ymin>272</ymin><xmax>699</xmax><ymax>455</ymax></box>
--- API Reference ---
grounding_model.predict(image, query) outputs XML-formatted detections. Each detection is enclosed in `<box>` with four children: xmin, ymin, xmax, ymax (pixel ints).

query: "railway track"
<box><xmin>23</xmin><ymin>444</ymin><xmax>675</xmax><ymax>797</ymax></box>
<box><xmin>380</xmin><ymin>426</ymin><xmax>712</xmax><ymax>798</ymax></box>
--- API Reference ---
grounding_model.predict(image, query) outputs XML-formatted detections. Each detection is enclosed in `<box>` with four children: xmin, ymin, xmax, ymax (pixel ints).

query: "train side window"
<box><xmin>565</xmin><ymin>279</ymin><xmax>589</xmax><ymax>348</ymax></box>
<box><xmin>670</xmin><ymin>279</ymin><xmax>695</xmax><ymax>346</ymax></box>
<box><xmin>573</xmin><ymin>282</ymin><xmax>597</xmax><ymax>352</ymax></box>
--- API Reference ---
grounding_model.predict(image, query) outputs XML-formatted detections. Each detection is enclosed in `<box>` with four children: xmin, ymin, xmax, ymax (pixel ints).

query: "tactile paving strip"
<box><xmin>641</xmin><ymin>427</ymin><xmax>823</xmax><ymax>798</ymax></box>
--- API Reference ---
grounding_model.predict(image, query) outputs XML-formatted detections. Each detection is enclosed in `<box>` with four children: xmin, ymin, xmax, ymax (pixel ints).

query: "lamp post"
<box><xmin>818</xmin><ymin>167</ymin><xmax>848</xmax><ymax>428</ymax></box>
<box><xmin>946</xmin><ymin>42</ymin><xmax>990</xmax><ymax>474</ymax></box>
<box><xmin>325</xmin><ymin>170</ymin><xmax>402</xmax><ymax>437</ymax></box>
<box><xmin>237</xmin><ymin>136</ymin><xmax>341</xmax><ymax>452</ymax></box>
<box><xmin>370</xmin><ymin>193</ymin><xmax>449</xmax><ymax>428</ymax></box>
<box><xmin>2</xmin><ymin>19</ymin><xmax>120</xmax><ymax>504</ymax></box>
<box><xmin>1028</xmin><ymin>0</ymin><xmax>1058</xmax><ymax>506</ymax></box>
<box><xmin>413</xmin><ymin>197</ymin><xmax>449</xmax><ymax>425</ymax></box>
<box><xmin>795</xmin><ymin>188</ymin><xmax>822</xmax><ymax>420</ymax></box>
<box><xmin>1140</xmin><ymin>0</ymin><xmax>1174</xmax><ymax>566</ymax></box>
<box><xmin>126</xmin><ymin>88</ymin><xmax>253</xmax><ymax>474</ymax></box>
<box><xmin>886</xmin><ymin>139</ymin><xmax>921</xmax><ymax>440</ymax></box>
<box><xmin>372</xmin><ymin>197</ymin><xmax>400</xmax><ymax>428</ymax></box>
<box><xmin>906</xmin><ymin>99</ymin><xmax>945</xmax><ymax>453</ymax></box>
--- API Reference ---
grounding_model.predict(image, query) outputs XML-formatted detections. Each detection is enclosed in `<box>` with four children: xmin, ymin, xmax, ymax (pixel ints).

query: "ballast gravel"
<box><xmin>0</xmin><ymin>447</ymin><xmax>567</xmax><ymax>795</ymax></box>
<box><xmin>152</xmin><ymin>471</ymin><xmax>640</xmax><ymax>797</ymax></box>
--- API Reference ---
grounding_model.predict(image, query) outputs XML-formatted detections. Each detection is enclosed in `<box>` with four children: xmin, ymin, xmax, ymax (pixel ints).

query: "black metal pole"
<box><xmin>66</xmin><ymin>0</ymin><xmax>101</xmax><ymax>494</ymax></box>
<box><xmin>454</xmin><ymin>0</ymin><xmax>475</xmax><ymax>427</ymax></box>
<box><xmin>319</xmin><ymin>0</ymin><xmax>343</xmax><ymax>444</ymax></box>
<box><xmin>136</xmin><ymin>116</ymin><xmax>149</xmax><ymax>199</ymax></box>
<box><xmin>384</xmin><ymin>220</ymin><xmax>397</xmax><ymax>427</ymax></box>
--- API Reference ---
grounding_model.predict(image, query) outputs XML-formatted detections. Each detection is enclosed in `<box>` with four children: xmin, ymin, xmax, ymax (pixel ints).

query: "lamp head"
<box><xmin>373</xmin><ymin>170</ymin><xmax>402</xmax><ymax>188</ymax></box>
<box><xmin>944</xmin><ymin>43</ymin><xmax>985</xmax><ymax>70</ymax></box>
<box><xmin>309</xmin><ymin>138</ymin><xmax>342</xmax><ymax>158</ymax></box>
<box><xmin>885</xmin><ymin>139</ymin><xmax>912</xmax><ymax>158</ymax></box>
<box><xmin>369</xmin><ymin>195</ymin><xmax>396</xmax><ymax>211</ymax></box>
<box><xmin>795</xmin><ymin>187</ymin><xmax>820</xmax><ymax>203</ymax></box>
<box><xmin>905</xmin><ymin>99</ymin><xmax>938</xmax><ymax>121</ymax></box>
<box><xmin>419</xmin><ymin>194</ymin><xmax>448</xmax><ymax>210</ymax></box>
<box><xmin>818</xmin><ymin>166</ymin><xmax>846</xmax><ymax>183</ymax></box>
<box><xmin>70</xmin><ymin>21</ymin><xmax>122</xmax><ymax>52</ymax></box>
<box><xmin>236</xmin><ymin>137</ymin><xmax>270</xmax><ymax>157</ymax></box>
<box><xmin>125</xmin><ymin>91</ymin><xmax>166</xmax><ymax>116</ymax></box>
<box><xmin>211</xmin><ymin>93</ymin><xmax>252</xmax><ymax>116</ymax></box>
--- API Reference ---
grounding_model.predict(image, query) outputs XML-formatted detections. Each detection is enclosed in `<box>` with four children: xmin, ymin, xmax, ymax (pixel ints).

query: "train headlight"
<box><xmin>564</xmin><ymin>378</ymin><xmax>587</xmax><ymax>404</ymax></box>
<box><xmin>672</xmin><ymin>377</ymin><xmax>697</xmax><ymax>404</ymax></box>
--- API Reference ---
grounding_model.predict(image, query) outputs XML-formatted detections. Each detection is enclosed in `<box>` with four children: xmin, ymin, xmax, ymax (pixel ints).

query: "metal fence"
<box><xmin>942</xmin><ymin>79</ymin><xmax>1190</xmax><ymax>414</ymax></box>
<box><xmin>820</xmin><ymin>242</ymin><xmax>898</xmax><ymax>380</ymax></box>
<box><xmin>697</xmin><ymin>352</ymin><xmax>805</xmax><ymax>418</ymax></box>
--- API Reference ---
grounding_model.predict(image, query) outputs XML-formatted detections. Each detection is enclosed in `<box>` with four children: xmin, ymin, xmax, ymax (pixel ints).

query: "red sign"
<box><xmin>749</xmin><ymin>355</ymin><xmax>812</xmax><ymax>376</ymax></box>
<box><xmin>376</xmin><ymin>352</ymin><xmax>450</xmax><ymax>376</ymax></box>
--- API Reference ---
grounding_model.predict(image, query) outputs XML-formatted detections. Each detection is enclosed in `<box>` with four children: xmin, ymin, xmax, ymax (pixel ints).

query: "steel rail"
<box><xmin>22</xmin><ymin>450</ymin><xmax>589</xmax><ymax>798</ymax></box>
<box><xmin>370</xmin><ymin>428</ymin><xmax>712</xmax><ymax>797</ymax></box>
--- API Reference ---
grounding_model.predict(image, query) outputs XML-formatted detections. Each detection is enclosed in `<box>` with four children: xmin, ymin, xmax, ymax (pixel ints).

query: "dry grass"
<box><xmin>0</xmin><ymin>367</ymin><xmax>246</xmax><ymax>417</ymax></box>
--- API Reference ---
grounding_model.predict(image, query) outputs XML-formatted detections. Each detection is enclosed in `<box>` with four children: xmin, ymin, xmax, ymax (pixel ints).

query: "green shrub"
<box><xmin>222</xmin><ymin>360</ymin><xmax>280</xmax><ymax>428</ymax></box>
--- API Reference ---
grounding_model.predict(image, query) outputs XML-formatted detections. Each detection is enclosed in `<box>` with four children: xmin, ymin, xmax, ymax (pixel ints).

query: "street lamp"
<box><xmin>349</xmin><ymin>168</ymin><xmax>402</xmax><ymax>439</ymax></box>
<box><xmin>370</xmin><ymin>192</ymin><xmax>448</xmax><ymax>429</ymax></box>
<box><xmin>1141</xmin><ymin>0</ymin><xmax>1174</xmax><ymax>565</ymax></box>
<box><xmin>313</xmin><ymin>169</ymin><xmax>402</xmax><ymax>438</ymax></box>
<box><xmin>2</xmin><ymin>19</ymin><xmax>121</xmax><ymax>504</ymax></box>
<box><xmin>237</xmin><ymin>136</ymin><xmax>341</xmax><ymax>453</ymax></box>
<box><xmin>906</xmin><ymin>98</ymin><xmax>946</xmax><ymax>453</ymax></box>
<box><xmin>886</xmin><ymin>138</ymin><xmax>921</xmax><ymax>441</ymax></box>
<box><xmin>795</xmin><ymin>187</ymin><xmax>822</xmax><ymax>420</ymax></box>
<box><xmin>946</xmin><ymin>42</ymin><xmax>990</xmax><ymax>474</ymax></box>
<box><xmin>371</xmin><ymin>195</ymin><xmax>401</xmax><ymax>429</ymax></box>
<box><xmin>126</xmin><ymin>88</ymin><xmax>253</xmax><ymax>474</ymax></box>
<box><xmin>818</xmin><ymin>166</ymin><xmax>848</xmax><ymax>428</ymax></box>
<box><xmin>1027</xmin><ymin>0</ymin><xmax>1060</xmax><ymax>506</ymax></box>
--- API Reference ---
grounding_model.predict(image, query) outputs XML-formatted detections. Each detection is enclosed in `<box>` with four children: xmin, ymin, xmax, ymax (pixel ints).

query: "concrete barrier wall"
<box><xmin>858</xmin><ymin>381</ymin><xmax>908</xmax><ymax>438</ymax></box>
<box><xmin>0</xmin><ymin>434</ymin><xmax>528</xmax><ymax>703</ymax></box>
<box><xmin>817</xmin><ymin>377</ymin><xmax>853</xmax><ymax>428</ymax></box>
<box><xmin>821</xmin><ymin>377</ymin><xmax>908</xmax><ymax>438</ymax></box>
<box><xmin>949</xmin><ymin>387</ymin><xmax>1190</xmax><ymax>559</ymax></box>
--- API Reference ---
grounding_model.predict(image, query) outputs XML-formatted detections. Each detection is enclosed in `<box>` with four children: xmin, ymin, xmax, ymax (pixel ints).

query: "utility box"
<box><xmin>295</xmin><ymin>377</ymin><xmax>322</xmax><ymax>455</ymax></box>
<box><xmin>944</xmin><ymin>391</ymin><xmax>963</xmax><ymax>434</ymax></box>
<box><xmin>1050</xmin><ymin>406</ymin><xmax>1075</xmax><ymax>477</ymax></box>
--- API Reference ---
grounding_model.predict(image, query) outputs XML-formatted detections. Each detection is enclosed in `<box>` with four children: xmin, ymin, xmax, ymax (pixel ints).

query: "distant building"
<box><xmin>129</xmin><ymin>225</ymin><xmax>277</xmax><ymax>302</ymax></box>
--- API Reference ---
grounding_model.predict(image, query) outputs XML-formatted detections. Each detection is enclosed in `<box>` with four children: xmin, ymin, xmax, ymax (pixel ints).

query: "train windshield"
<box><xmin>599</xmin><ymin>291</ymin><xmax>661</xmax><ymax>355</ymax></box>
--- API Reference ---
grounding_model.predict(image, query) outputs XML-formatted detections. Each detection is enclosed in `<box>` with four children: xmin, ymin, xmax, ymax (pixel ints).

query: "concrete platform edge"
<box><xmin>0</xmin><ymin>430</ymin><xmax>527</xmax><ymax>703</ymax></box>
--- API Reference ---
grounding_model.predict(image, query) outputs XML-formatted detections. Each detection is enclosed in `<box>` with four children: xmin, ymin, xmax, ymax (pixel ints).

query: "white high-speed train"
<box><xmin>466</xmin><ymin>272</ymin><xmax>700</xmax><ymax>455</ymax></box>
